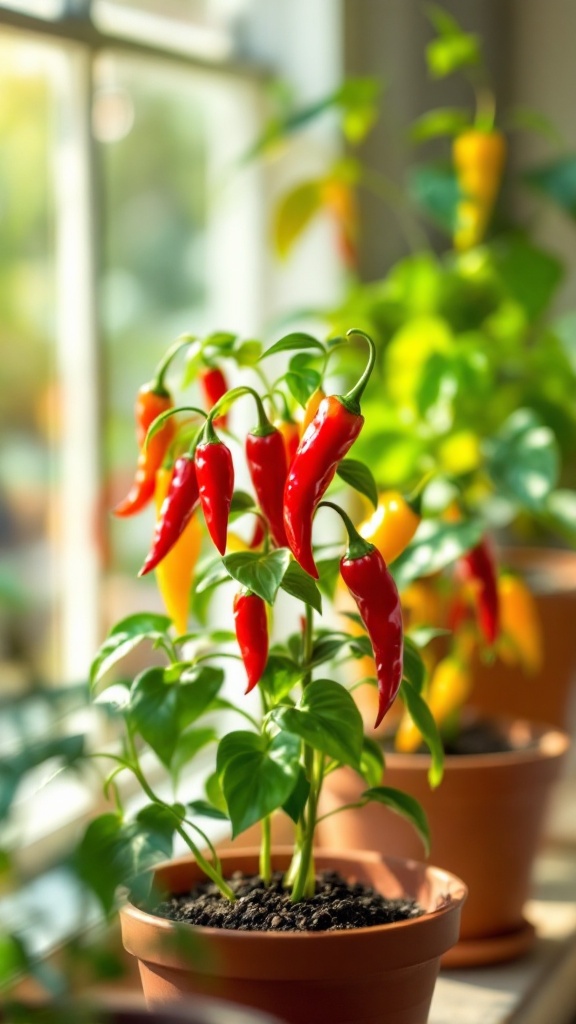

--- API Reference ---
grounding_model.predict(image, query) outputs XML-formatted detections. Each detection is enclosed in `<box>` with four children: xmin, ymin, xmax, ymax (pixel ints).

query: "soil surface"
<box><xmin>442</xmin><ymin>719</ymin><xmax>526</xmax><ymax>756</ymax></box>
<box><xmin>152</xmin><ymin>870</ymin><xmax>424</xmax><ymax>932</ymax></box>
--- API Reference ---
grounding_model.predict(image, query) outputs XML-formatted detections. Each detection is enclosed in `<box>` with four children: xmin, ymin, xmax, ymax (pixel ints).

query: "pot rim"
<box><xmin>120</xmin><ymin>847</ymin><xmax>467</xmax><ymax>941</ymax></box>
<box><xmin>382</xmin><ymin>716</ymin><xmax>570</xmax><ymax>772</ymax></box>
<box><xmin>496</xmin><ymin>544</ymin><xmax>576</xmax><ymax>594</ymax></box>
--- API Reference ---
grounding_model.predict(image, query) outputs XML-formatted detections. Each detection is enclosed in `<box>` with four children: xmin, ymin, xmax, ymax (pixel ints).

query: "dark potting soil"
<box><xmin>442</xmin><ymin>719</ymin><xmax>523</xmax><ymax>756</ymax></box>
<box><xmin>151</xmin><ymin>870</ymin><xmax>424</xmax><ymax>932</ymax></box>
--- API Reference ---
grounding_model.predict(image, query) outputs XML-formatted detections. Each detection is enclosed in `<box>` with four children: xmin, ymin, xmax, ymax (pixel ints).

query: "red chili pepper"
<box><xmin>233</xmin><ymin>590</ymin><xmax>269</xmax><ymax>693</ymax></box>
<box><xmin>323</xmin><ymin>501</ymin><xmax>403</xmax><ymax>728</ymax></box>
<box><xmin>114</xmin><ymin>382</ymin><xmax>175</xmax><ymax>518</ymax></box>
<box><xmin>195</xmin><ymin>419</ymin><xmax>234</xmax><ymax>555</ymax></box>
<box><xmin>458</xmin><ymin>536</ymin><xmax>500</xmax><ymax>646</ymax></box>
<box><xmin>246</xmin><ymin>425</ymin><xmax>289</xmax><ymax>549</ymax></box>
<box><xmin>199</xmin><ymin>366</ymin><xmax>229</xmax><ymax>429</ymax></box>
<box><xmin>139</xmin><ymin>456</ymin><xmax>200</xmax><ymax>576</ymax></box>
<box><xmin>284</xmin><ymin>331</ymin><xmax>376</xmax><ymax>578</ymax></box>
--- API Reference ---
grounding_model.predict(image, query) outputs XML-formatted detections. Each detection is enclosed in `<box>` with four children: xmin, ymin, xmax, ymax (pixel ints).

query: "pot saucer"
<box><xmin>441</xmin><ymin>918</ymin><xmax>536</xmax><ymax>968</ymax></box>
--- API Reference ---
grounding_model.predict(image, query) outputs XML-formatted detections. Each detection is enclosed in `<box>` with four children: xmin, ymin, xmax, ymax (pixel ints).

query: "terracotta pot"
<box><xmin>469</xmin><ymin>546</ymin><xmax>576</xmax><ymax>730</ymax></box>
<box><xmin>318</xmin><ymin>719</ymin><xmax>569</xmax><ymax>967</ymax></box>
<box><xmin>119</xmin><ymin>848</ymin><xmax>467</xmax><ymax>1024</ymax></box>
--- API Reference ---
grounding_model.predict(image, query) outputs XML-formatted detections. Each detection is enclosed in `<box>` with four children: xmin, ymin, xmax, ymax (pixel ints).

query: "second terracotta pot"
<box><xmin>469</xmin><ymin>546</ymin><xmax>576</xmax><ymax>730</ymax></box>
<box><xmin>318</xmin><ymin>719</ymin><xmax>569</xmax><ymax>966</ymax></box>
<box><xmin>119</xmin><ymin>848</ymin><xmax>467</xmax><ymax>1024</ymax></box>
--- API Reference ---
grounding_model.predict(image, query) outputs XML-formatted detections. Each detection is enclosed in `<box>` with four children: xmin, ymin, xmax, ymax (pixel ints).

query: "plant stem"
<box><xmin>288</xmin><ymin>605</ymin><xmax>320</xmax><ymax>902</ymax></box>
<box><xmin>260</xmin><ymin>816</ymin><xmax>272</xmax><ymax>884</ymax></box>
<box><xmin>124</xmin><ymin>725</ymin><xmax>236</xmax><ymax>901</ymax></box>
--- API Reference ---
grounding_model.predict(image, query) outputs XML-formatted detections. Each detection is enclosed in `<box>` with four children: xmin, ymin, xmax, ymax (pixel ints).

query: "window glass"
<box><xmin>0</xmin><ymin>33</ymin><xmax>62</xmax><ymax>689</ymax></box>
<box><xmin>92</xmin><ymin>0</ymin><xmax>253</xmax><ymax>60</ymax></box>
<box><xmin>0</xmin><ymin>0</ymin><xmax>63</xmax><ymax>17</ymax></box>
<box><xmin>95</xmin><ymin>51</ymin><xmax>262</xmax><ymax>632</ymax></box>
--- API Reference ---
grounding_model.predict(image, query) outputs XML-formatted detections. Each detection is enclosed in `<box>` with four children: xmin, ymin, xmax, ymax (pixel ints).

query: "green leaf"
<box><xmin>410</xmin><ymin>107</ymin><xmax>470</xmax><ymax>142</ymax></box>
<box><xmin>426</xmin><ymin>33</ymin><xmax>481</xmax><ymax>79</ymax></box>
<box><xmin>222</xmin><ymin>548</ymin><xmax>292</xmax><ymax>605</ymax></box>
<box><xmin>402</xmin><ymin>637</ymin><xmax>428</xmax><ymax>694</ymax></box>
<box><xmin>234</xmin><ymin>340</ymin><xmax>262</xmax><ymax>366</ymax></box>
<box><xmin>316</xmin><ymin>557</ymin><xmax>341</xmax><ymax>600</ymax></box>
<box><xmin>129</xmin><ymin>666</ymin><xmax>224</xmax><ymax>768</ymax></box>
<box><xmin>524</xmin><ymin>154</ymin><xmax>576</xmax><ymax>218</ymax></box>
<box><xmin>204</xmin><ymin>770</ymin><xmax>227</xmax><ymax>813</ymax></box>
<box><xmin>271</xmin><ymin>679</ymin><xmax>363</xmax><ymax>768</ymax></box>
<box><xmin>282</xmin><ymin>766</ymin><xmax>311</xmax><ymax>823</ymax></box>
<box><xmin>90</xmin><ymin>612</ymin><xmax>173</xmax><ymax>687</ymax></box>
<box><xmin>230</xmin><ymin>490</ymin><xmax>257</xmax><ymax>514</ymax></box>
<box><xmin>359</xmin><ymin>736</ymin><xmax>385</xmax><ymax>788</ymax></box>
<box><xmin>309</xmin><ymin>633</ymin><xmax>350</xmax><ymax>667</ymax></box>
<box><xmin>75</xmin><ymin>811</ymin><xmax>174</xmax><ymax>914</ymax></box>
<box><xmin>187</xmin><ymin>799</ymin><xmax>229</xmax><ymax>822</ymax></box>
<box><xmin>335</xmin><ymin>458</ymin><xmax>378</xmax><ymax>509</ymax></box>
<box><xmin>260</xmin><ymin>332</ymin><xmax>325</xmax><ymax>359</ymax></box>
<box><xmin>258</xmin><ymin>654</ymin><xmax>303</xmax><ymax>702</ymax></box>
<box><xmin>0</xmin><ymin>734</ymin><xmax>85</xmax><ymax>820</ymax></box>
<box><xmin>392</xmin><ymin>519</ymin><xmax>484</xmax><ymax>590</ymax></box>
<box><xmin>285</xmin><ymin>367</ymin><xmax>322</xmax><ymax>407</ymax></box>
<box><xmin>273</xmin><ymin>181</ymin><xmax>324</xmax><ymax>258</ymax></box>
<box><xmin>280</xmin><ymin>560</ymin><xmax>323</xmax><ymax>613</ymax></box>
<box><xmin>363</xmin><ymin>787</ymin><xmax>430</xmax><ymax>854</ymax></box>
<box><xmin>335</xmin><ymin>77</ymin><xmax>382</xmax><ymax>144</ymax></box>
<box><xmin>109</xmin><ymin>612</ymin><xmax>173</xmax><ymax>638</ymax></box>
<box><xmin>408</xmin><ymin>163</ymin><xmax>460</xmax><ymax>232</ymax></box>
<box><xmin>399</xmin><ymin>681</ymin><xmax>444</xmax><ymax>788</ymax></box>
<box><xmin>425</xmin><ymin>4</ymin><xmax>463</xmax><ymax>36</ymax></box>
<box><xmin>193</xmin><ymin>556</ymin><xmax>231</xmax><ymax>595</ymax></box>
<box><xmin>491</xmin><ymin>234</ymin><xmax>563</xmax><ymax>319</ymax></box>
<box><xmin>170</xmin><ymin>727</ymin><xmax>217</xmax><ymax>782</ymax></box>
<box><xmin>203</xmin><ymin>330</ymin><xmax>237</xmax><ymax>351</ymax></box>
<box><xmin>218</xmin><ymin>731</ymin><xmax>301</xmax><ymax>837</ymax></box>
<box><xmin>0</xmin><ymin>933</ymin><xmax>31</xmax><ymax>990</ymax></box>
<box><xmin>485</xmin><ymin>408</ymin><xmax>560</xmax><ymax>511</ymax></box>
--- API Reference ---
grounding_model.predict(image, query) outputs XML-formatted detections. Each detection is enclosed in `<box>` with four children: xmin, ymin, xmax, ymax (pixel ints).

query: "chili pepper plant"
<box><xmin>244</xmin><ymin>4</ymin><xmax>576</xmax><ymax>743</ymax></box>
<box><xmin>77</xmin><ymin>326</ymin><xmax>460</xmax><ymax>916</ymax></box>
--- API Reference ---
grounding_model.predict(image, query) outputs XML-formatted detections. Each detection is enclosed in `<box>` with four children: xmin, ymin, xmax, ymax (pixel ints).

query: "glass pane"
<box><xmin>0</xmin><ymin>0</ymin><xmax>63</xmax><ymax>17</ymax></box>
<box><xmin>96</xmin><ymin>54</ymin><xmax>220</xmax><ymax>621</ymax></box>
<box><xmin>0</xmin><ymin>33</ymin><xmax>62</xmax><ymax>689</ymax></box>
<box><xmin>92</xmin><ymin>0</ymin><xmax>252</xmax><ymax>60</ymax></box>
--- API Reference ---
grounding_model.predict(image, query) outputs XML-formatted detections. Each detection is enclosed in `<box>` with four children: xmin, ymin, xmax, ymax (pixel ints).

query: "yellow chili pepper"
<box><xmin>453</xmin><ymin>128</ymin><xmax>507</xmax><ymax>251</ymax></box>
<box><xmin>301</xmin><ymin>388</ymin><xmax>326</xmax><ymax>435</ymax></box>
<box><xmin>395</xmin><ymin>655</ymin><xmax>471</xmax><ymax>752</ymax></box>
<box><xmin>359</xmin><ymin>490</ymin><xmax>421</xmax><ymax>565</ymax></box>
<box><xmin>153</xmin><ymin>466</ymin><xmax>202</xmax><ymax>635</ymax></box>
<box><xmin>498</xmin><ymin>572</ymin><xmax>543</xmax><ymax>674</ymax></box>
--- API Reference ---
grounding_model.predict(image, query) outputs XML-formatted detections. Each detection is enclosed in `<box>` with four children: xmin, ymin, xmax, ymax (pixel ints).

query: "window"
<box><xmin>0</xmin><ymin>0</ymin><xmax>344</xmax><ymax>875</ymax></box>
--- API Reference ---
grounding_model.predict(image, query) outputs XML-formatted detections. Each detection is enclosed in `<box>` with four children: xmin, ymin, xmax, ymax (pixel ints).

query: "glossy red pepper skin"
<box><xmin>233</xmin><ymin>591</ymin><xmax>269</xmax><ymax>693</ymax></box>
<box><xmin>199</xmin><ymin>366</ymin><xmax>228</xmax><ymax>429</ymax></box>
<box><xmin>114</xmin><ymin>384</ymin><xmax>174</xmax><ymax>517</ymax></box>
<box><xmin>195</xmin><ymin>435</ymin><xmax>234</xmax><ymax>555</ymax></box>
<box><xmin>459</xmin><ymin>537</ymin><xmax>500</xmax><ymax>645</ymax></box>
<box><xmin>340</xmin><ymin>545</ymin><xmax>403</xmax><ymax>728</ymax></box>
<box><xmin>245</xmin><ymin>427</ymin><xmax>289</xmax><ymax>548</ymax></box>
<box><xmin>284</xmin><ymin>396</ymin><xmax>364</xmax><ymax>578</ymax></box>
<box><xmin>139</xmin><ymin>455</ymin><xmax>200</xmax><ymax>576</ymax></box>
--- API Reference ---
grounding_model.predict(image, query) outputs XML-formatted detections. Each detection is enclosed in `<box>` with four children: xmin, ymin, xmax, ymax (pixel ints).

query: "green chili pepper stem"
<box><xmin>144</xmin><ymin>406</ymin><xmax>206</xmax><ymax>449</ymax></box>
<box><xmin>405</xmin><ymin>469</ymin><xmax>436</xmax><ymax>516</ymax></box>
<box><xmin>209</xmin><ymin>385</ymin><xmax>274</xmax><ymax>435</ymax></box>
<box><xmin>318</xmin><ymin>500</ymin><xmax>375</xmax><ymax>561</ymax></box>
<box><xmin>152</xmin><ymin>337</ymin><xmax>196</xmax><ymax>392</ymax></box>
<box><xmin>339</xmin><ymin>329</ymin><xmax>377</xmax><ymax>414</ymax></box>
